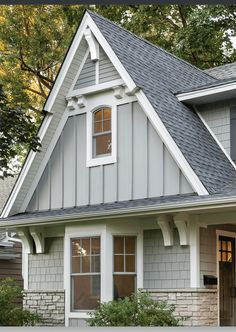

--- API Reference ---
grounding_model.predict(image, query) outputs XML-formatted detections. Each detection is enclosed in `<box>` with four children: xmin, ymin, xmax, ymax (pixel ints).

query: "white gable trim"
<box><xmin>2</xmin><ymin>11</ymin><xmax>209</xmax><ymax>218</ymax></box>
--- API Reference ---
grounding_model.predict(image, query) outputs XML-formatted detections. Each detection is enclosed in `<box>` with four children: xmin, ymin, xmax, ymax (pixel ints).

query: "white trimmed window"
<box><xmin>93</xmin><ymin>107</ymin><xmax>112</xmax><ymax>157</ymax></box>
<box><xmin>86</xmin><ymin>105</ymin><xmax>117</xmax><ymax>167</ymax></box>
<box><xmin>71</xmin><ymin>237</ymin><xmax>101</xmax><ymax>310</ymax></box>
<box><xmin>113</xmin><ymin>236</ymin><xmax>136</xmax><ymax>300</ymax></box>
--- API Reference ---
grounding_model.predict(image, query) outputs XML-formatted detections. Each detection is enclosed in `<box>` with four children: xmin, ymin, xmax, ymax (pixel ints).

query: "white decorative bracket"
<box><xmin>67</xmin><ymin>97</ymin><xmax>76</xmax><ymax>111</ymax></box>
<box><xmin>30</xmin><ymin>227</ymin><xmax>45</xmax><ymax>254</ymax></box>
<box><xmin>18</xmin><ymin>228</ymin><xmax>33</xmax><ymax>254</ymax></box>
<box><xmin>174</xmin><ymin>213</ymin><xmax>189</xmax><ymax>246</ymax></box>
<box><xmin>124</xmin><ymin>85</ymin><xmax>140</xmax><ymax>96</ymax></box>
<box><xmin>157</xmin><ymin>215</ymin><xmax>173</xmax><ymax>246</ymax></box>
<box><xmin>113</xmin><ymin>85</ymin><xmax>124</xmax><ymax>99</ymax></box>
<box><xmin>77</xmin><ymin>95</ymin><xmax>86</xmax><ymax>108</ymax></box>
<box><xmin>84</xmin><ymin>27</ymin><xmax>99</xmax><ymax>61</ymax></box>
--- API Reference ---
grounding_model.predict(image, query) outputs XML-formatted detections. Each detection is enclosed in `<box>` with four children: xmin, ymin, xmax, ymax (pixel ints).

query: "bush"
<box><xmin>88</xmin><ymin>290</ymin><xmax>186</xmax><ymax>326</ymax></box>
<box><xmin>0</xmin><ymin>278</ymin><xmax>41</xmax><ymax>326</ymax></box>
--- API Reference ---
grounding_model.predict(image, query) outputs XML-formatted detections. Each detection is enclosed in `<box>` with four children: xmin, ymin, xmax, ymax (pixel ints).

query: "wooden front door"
<box><xmin>219</xmin><ymin>236</ymin><xmax>236</xmax><ymax>326</ymax></box>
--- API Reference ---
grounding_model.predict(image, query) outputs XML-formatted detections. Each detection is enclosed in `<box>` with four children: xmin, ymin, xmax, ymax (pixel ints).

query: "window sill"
<box><xmin>69</xmin><ymin>311</ymin><xmax>92</xmax><ymax>319</ymax></box>
<box><xmin>86</xmin><ymin>155</ymin><xmax>116</xmax><ymax>167</ymax></box>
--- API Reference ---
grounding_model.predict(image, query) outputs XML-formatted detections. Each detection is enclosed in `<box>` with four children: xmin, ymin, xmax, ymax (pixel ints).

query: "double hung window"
<box><xmin>93</xmin><ymin>107</ymin><xmax>112</xmax><ymax>157</ymax></box>
<box><xmin>71</xmin><ymin>237</ymin><xmax>100</xmax><ymax>310</ymax></box>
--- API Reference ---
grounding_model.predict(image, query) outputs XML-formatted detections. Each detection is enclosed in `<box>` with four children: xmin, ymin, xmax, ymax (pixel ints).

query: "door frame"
<box><xmin>216</xmin><ymin>230</ymin><xmax>236</xmax><ymax>326</ymax></box>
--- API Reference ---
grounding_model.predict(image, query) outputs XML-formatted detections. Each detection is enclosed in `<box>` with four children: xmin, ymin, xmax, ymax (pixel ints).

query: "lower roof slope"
<box><xmin>88</xmin><ymin>11</ymin><xmax>236</xmax><ymax>194</ymax></box>
<box><xmin>205</xmin><ymin>62</ymin><xmax>236</xmax><ymax>80</ymax></box>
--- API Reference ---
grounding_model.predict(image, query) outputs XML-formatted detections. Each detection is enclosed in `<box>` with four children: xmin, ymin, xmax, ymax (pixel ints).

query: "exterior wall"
<box><xmin>147</xmin><ymin>289</ymin><xmax>218</xmax><ymax>326</ymax></box>
<box><xmin>23</xmin><ymin>290</ymin><xmax>64</xmax><ymax>326</ymax></box>
<box><xmin>74</xmin><ymin>54</ymin><xmax>95</xmax><ymax>89</ymax></box>
<box><xmin>200</xmin><ymin>227</ymin><xmax>216</xmax><ymax>287</ymax></box>
<box><xmin>0</xmin><ymin>241</ymin><xmax>23</xmax><ymax>285</ymax></box>
<box><xmin>28</xmin><ymin>237</ymin><xmax>64</xmax><ymax>290</ymax></box>
<box><xmin>27</xmin><ymin>101</ymin><xmax>193</xmax><ymax>211</ymax></box>
<box><xmin>198</xmin><ymin>99</ymin><xmax>236</xmax><ymax>156</ymax></box>
<box><xmin>143</xmin><ymin>229</ymin><xmax>190</xmax><ymax>289</ymax></box>
<box><xmin>99</xmin><ymin>47</ymin><xmax>120</xmax><ymax>83</ymax></box>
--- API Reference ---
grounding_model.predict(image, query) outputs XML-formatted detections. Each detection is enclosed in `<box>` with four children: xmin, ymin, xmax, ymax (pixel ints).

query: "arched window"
<box><xmin>93</xmin><ymin>107</ymin><xmax>112</xmax><ymax>157</ymax></box>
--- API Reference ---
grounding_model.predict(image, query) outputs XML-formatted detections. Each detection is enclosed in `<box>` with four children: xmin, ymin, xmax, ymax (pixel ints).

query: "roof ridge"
<box><xmin>87</xmin><ymin>9</ymin><xmax>215</xmax><ymax>81</ymax></box>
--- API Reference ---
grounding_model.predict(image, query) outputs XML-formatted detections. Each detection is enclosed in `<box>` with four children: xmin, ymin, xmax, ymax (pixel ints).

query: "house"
<box><xmin>0</xmin><ymin>176</ymin><xmax>22</xmax><ymax>284</ymax></box>
<box><xmin>1</xmin><ymin>9</ymin><xmax>236</xmax><ymax>326</ymax></box>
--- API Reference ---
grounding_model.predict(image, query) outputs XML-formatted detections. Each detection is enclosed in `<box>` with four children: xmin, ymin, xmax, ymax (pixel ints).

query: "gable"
<box><xmin>2</xmin><ymin>11</ymin><xmax>212</xmax><ymax>218</ymax></box>
<box><xmin>27</xmin><ymin>99</ymin><xmax>194</xmax><ymax>212</ymax></box>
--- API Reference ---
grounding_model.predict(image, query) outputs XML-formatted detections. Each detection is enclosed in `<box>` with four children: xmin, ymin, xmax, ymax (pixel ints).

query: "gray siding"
<box><xmin>28</xmin><ymin>237</ymin><xmax>64</xmax><ymax>290</ymax></box>
<box><xmin>99</xmin><ymin>47</ymin><xmax>120</xmax><ymax>83</ymax></box>
<box><xmin>74</xmin><ymin>54</ymin><xmax>96</xmax><ymax>89</ymax></box>
<box><xmin>198</xmin><ymin>99</ymin><xmax>236</xmax><ymax>156</ymax></box>
<box><xmin>200</xmin><ymin>227</ymin><xmax>216</xmax><ymax>287</ymax></box>
<box><xmin>27</xmin><ymin>101</ymin><xmax>193</xmax><ymax>212</ymax></box>
<box><xmin>69</xmin><ymin>318</ymin><xmax>88</xmax><ymax>327</ymax></box>
<box><xmin>143</xmin><ymin>229</ymin><xmax>190</xmax><ymax>288</ymax></box>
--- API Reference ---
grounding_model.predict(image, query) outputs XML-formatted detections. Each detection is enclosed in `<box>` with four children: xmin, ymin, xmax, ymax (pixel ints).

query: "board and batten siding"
<box><xmin>27</xmin><ymin>101</ymin><xmax>193</xmax><ymax>211</ymax></box>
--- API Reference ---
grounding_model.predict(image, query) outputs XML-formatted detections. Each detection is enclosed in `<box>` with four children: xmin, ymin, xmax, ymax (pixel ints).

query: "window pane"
<box><xmin>114</xmin><ymin>237</ymin><xmax>124</xmax><ymax>254</ymax></box>
<box><xmin>81</xmin><ymin>238</ymin><xmax>90</xmax><ymax>256</ymax></box>
<box><xmin>95</xmin><ymin>134</ymin><xmax>111</xmax><ymax>156</ymax></box>
<box><xmin>94</xmin><ymin>121</ymin><xmax>102</xmax><ymax>133</ymax></box>
<box><xmin>103</xmin><ymin>108</ymin><xmax>111</xmax><ymax>120</ymax></box>
<box><xmin>125</xmin><ymin>237</ymin><xmax>136</xmax><ymax>254</ymax></box>
<box><xmin>94</xmin><ymin>110</ymin><xmax>102</xmax><ymax>122</ymax></box>
<box><xmin>82</xmin><ymin>256</ymin><xmax>90</xmax><ymax>273</ymax></box>
<box><xmin>228</xmin><ymin>241</ymin><xmax>232</xmax><ymax>252</ymax></box>
<box><xmin>125</xmin><ymin>255</ymin><xmax>135</xmax><ymax>272</ymax></box>
<box><xmin>72</xmin><ymin>239</ymin><xmax>81</xmax><ymax>256</ymax></box>
<box><xmin>72</xmin><ymin>275</ymin><xmax>100</xmax><ymax>310</ymax></box>
<box><xmin>227</xmin><ymin>252</ymin><xmax>232</xmax><ymax>262</ymax></box>
<box><xmin>91</xmin><ymin>238</ymin><xmax>100</xmax><ymax>255</ymax></box>
<box><xmin>91</xmin><ymin>256</ymin><xmax>100</xmax><ymax>273</ymax></box>
<box><xmin>103</xmin><ymin>119</ymin><xmax>111</xmax><ymax>132</ymax></box>
<box><xmin>114</xmin><ymin>275</ymin><xmax>136</xmax><ymax>300</ymax></box>
<box><xmin>222</xmin><ymin>252</ymin><xmax>227</xmax><ymax>262</ymax></box>
<box><xmin>222</xmin><ymin>241</ymin><xmax>226</xmax><ymax>251</ymax></box>
<box><xmin>218</xmin><ymin>251</ymin><xmax>221</xmax><ymax>262</ymax></box>
<box><xmin>114</xmin><ymin>255</ymin><xmax>124</xmax><ymax>272</ymax></box>
<box><xmin>72</xmin><ymin>257</ymin><xmax>81</xmax><ymax>273</ymax></box>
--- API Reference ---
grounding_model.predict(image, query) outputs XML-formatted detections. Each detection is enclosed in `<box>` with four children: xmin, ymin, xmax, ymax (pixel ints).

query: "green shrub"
<box><xmin>0</xmin><ymin>278</ymin><xmax>41</xmax><ymax>326</ymax></box>
<box><xmin>88</xmin><ymin>290</ymin><xmax>186</xmax><ymax>326</ymax></box>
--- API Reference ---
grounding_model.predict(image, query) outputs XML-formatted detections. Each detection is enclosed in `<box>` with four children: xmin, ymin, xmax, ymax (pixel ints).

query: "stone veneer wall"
<box><xmin>23</xmin><ymin>290</ymin><xmax>65</xmax><ymax>326</ymax></box>
<box><xmin>147</xmin><ymin>289</ymin><xmax>218</xmax><ymax>326</ymax></box>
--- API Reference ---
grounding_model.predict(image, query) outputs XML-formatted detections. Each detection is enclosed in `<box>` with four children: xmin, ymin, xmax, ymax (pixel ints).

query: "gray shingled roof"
<box><xmin>205</xmin><ymin>62</ymin><xmax>236</xmax><ymax>79</ymax></box>
<box><xmin>174</xmin><ymin>77</ymin><xmax>236</xmax><ymax>95</ymax></box>
<box><xmin>88</xmin><ymin>11</ymin><xmax>236</xmax><ymax>194</ymax></box>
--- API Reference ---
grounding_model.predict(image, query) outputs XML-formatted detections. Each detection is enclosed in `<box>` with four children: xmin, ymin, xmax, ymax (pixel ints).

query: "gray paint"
<box><xmin>99</xmin><ymin>47</ymin><xmax>120</xmax><ymax>83</ymax></box>
<box><xmin>27</xmin><ymin>101</ymin><xmax>194</xmax><ymax>212</ymax></box>
<box><xmin>198</xmin><ymin>99</ymin><xmax>236</xmax><ymax>156</ymax></box>
<box><xmin>143</xmin><ymin>229</ymin><xmax>190</xmax><ymax>289</ymax></box>
<box><xmin>69</xmin><ymin>318</ymin><xmax>88</xmax><ymax>327</ymax></box>
<box><xmin>230</xmin><ymin>106</ymin><xmax>236</xmax><ymax>162</ymax></box>
<box><xmin>28</xmin><ymin>237</ymin><xmax>64</xmax><ymax>290</ymax></box>
<box><xmin>74</xmin><ymin>54</ymin><xmax>96</xmax><ymax>89</ymax></box>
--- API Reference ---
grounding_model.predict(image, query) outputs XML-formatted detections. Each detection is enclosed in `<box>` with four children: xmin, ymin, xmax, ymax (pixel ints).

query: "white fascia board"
<box><xmin>86</xmin><ymin>14</ymin><xmax>137</xmax><ymax>93</ymax></box>
<box><xmin>0</xmin><ymin>114</ymin><xmax>53</xmax><ymax>218</ymax></box>
<box><xmin>136</xmin><ymin>90</ymin><xmax>209</xmax><ymax>196</ymax></box>
<box><xmin>177</xmin><ymin>81</ymin><xmax>236</xmax><ymax>102</ymax></box>
<box><xmin>44</xmin><ymin>13</ymin><xmax>89</xmax><ymax>112</ymax></box>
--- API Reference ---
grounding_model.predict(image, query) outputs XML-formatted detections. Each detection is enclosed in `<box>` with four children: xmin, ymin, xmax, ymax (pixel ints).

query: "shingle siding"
<box><xmin>28</xmin><ymin>237</ymin><xmax>64</xmax><ymax>290</ymax></box>
<box><xmin>143</xmin><ymin>229</ymin><xmax>190</xmax><ymax>289</ymax></box>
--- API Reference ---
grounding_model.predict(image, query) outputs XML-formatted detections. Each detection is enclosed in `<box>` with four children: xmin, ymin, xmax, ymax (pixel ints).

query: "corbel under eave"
<box><xmin>18</xmin><ymin>228</ymin><xmax>34</xmax><ymax>254</ymax></box>
<box><xmin>84</xmin><ymin>27</ymin><xmax>99</xmax><ymax>61</ymax></box>
<box><xmin>157</xmin><ymin>215</ymin><xmax>173</xmax><ymax>246</ymax></box>
<box><xmin>30</xmin><ymin>227</ymin><xmax>45</xmax><ymax>254</ymax></box>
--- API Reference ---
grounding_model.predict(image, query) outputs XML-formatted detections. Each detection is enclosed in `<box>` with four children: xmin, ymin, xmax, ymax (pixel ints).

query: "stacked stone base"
<box><xmin>23</xmin><ymin>290</ymin><xmax>65</xmax><ymax>326</ymax></box>
<box><xmin>146</xmin><ymin>288</ymin><xmax>218</xmax><ymax>326</ymax></box>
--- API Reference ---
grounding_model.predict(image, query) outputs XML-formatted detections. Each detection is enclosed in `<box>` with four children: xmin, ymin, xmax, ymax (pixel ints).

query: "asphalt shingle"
<box><xmin>88</xmin><ymin>10</ymin><xmax>236</xmax><ymax>194</ymax></box>
<box><xmin>205</xmin><ymin>62</ymin><xmax>236</xmax><ymax>80</ymax></box>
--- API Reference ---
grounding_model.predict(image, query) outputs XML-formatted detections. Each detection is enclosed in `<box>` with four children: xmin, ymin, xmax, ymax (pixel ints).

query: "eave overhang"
<box><xmin>176</xmin><ymin>81</ymin><xmax>236</xmax><ymax>105</ymax></box>
<box><xmin>2</xmin><ymin>194</ymin><xmax>236</xmax><ymax>230</ymax></box>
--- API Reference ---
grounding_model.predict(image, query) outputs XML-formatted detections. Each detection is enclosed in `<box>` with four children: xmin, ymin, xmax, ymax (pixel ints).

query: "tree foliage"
<box><xmin>0</xmin><ymin>5</ymin><xmax>236</xmax><ymax>177</ymax></box>
<box><xmin>88</xmin><ymin>290</ymin><xmax>185</xmax><ymax>326</ymax></box>
<box><xmin>0</xmin><ymin>278</ymin><xmax>41</xmax><ymax>326</ymax></box>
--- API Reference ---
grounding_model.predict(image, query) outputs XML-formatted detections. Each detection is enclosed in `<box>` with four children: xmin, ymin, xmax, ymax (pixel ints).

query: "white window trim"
<box><xmin>64</xmin><ymin>223</ymin><xmax>143</xmax><ymax>326</ymax></box>
<box><xmin>86</xmin><ymin>104</ymin><xmax>117</xmax><ymax>167</ymax></box>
